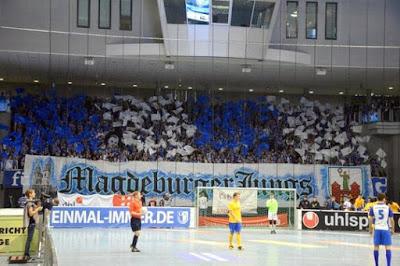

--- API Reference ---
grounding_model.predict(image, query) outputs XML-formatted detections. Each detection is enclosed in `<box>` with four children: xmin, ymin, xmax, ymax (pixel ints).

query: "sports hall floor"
<box><xmin>49</xmin><ymin>228</ymin><xmax>398</xmax><ymax>266</ymax></box>
<box><xmin>1</xmin><ymin>228</ymin><xmax>398</xmax><ymax>265</ymax></box>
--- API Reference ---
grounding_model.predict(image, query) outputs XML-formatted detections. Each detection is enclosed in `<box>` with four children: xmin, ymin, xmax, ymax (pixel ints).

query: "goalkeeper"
<box><xmin>266</xmin><ymin>193</ymin><xmax>279</xmax><ymax>234</ymax></box>
<box><xmin>227</xmin><ymin>192</ymin><xmax>243</xmax><ymax>250</ymax></box>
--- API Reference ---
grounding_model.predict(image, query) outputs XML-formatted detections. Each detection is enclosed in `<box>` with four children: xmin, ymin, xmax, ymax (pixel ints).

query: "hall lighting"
<box><xmin>371</xmin><ymin>92</ymin><xmax>374</xmax><ymax>96</ymax></box>
<box><xmin>218</xmin><ymin>87</ymin><xmax>224</xmax><ymax>91</ymax></box>
<box><xmin>279</xmin><ymin>89</ymin><xmax>284</xmax><ymax>93</ymax></box>
<box><xmin>164</xmin><ymin>85</ymin><xmax>169</xmax><ymax>89</ymax></box>
<box><xmin>164</xmin><ymin>62</ymin><xmax>175</xmax><ymax>70</ymax></box>
<box><xmin>388</xmin><ymin>86</ymin><xmax>394</xmax><ymax>90</ymax></box>
<box><xmin>241</xmin><ymin>65</ymin><xmax>252</xmax><ymax>73</ymax></box>
<box><xmin>84</xmin><ymin>57</ymin><xmax>95</xmax><ymax>66</ymax></box>
<box><xmin>290</xmin><ymin>11</ymin><xmax>298</xmax><ymax>17</ymax></box>
<box><xmin>132</xmin><ymin>84</ymin><xmax>138</xmax><ymax>87</ymax></box>
<box><xmin>213</xmin><ymin>5</ymin><xmax>229</xmax><ymax>9</ymax></box>
<box><xmin>316</xmin><ymin>67</ymin><xmax>327</xmax><ymax>76</ymax></box>
<box><xmin>33</xmin><ymin>80</ymin><xmax>39</xmax><ymax>83</ymax></box>
<box><xmin>249</xmin><ymin>89</ymin><xmax>254</xmax><ymax>92</ymax></box>
<box><xmin>309</xmin><ymin>90</ymin><xmax>314</xmax><ymax>94</ymax></box>
<box><xmin>67</xmin><ymin>81</ymin><xmax>72</xmax><ymax>85</ymax></box>
<box><xmin>0</xmin><ymin>78</ymin><xmax>4</xmax><ymax>81</ymax></box>
<box><xmin>187</xmin><ymin>86</ymin><xmax>193</xmax><ymax>90</ymax></box>
<box><xmin>339</xmin><ymin>91</ymin><xmax>344</xmax><ymax>95</ymax></box>
<box><xmin>100</xmin><ymin>82</ymin><xmax>106</xmax><ymax>86</ymax></box>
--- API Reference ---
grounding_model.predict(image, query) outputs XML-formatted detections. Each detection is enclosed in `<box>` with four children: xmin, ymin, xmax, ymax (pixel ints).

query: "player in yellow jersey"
<box><xmin>227</xmin><ymin>192</ymin><xmax>243</xmax><ymax>250</ymax></box>
<box><xmin>364</xmin><ymin>197</ymin><xmax>377</xmax><ymax>212</ymax></box>
<box><xmin>388</xmin><ymin>200</ymin><xmax>400</xmax><ymax>213</ymax></box>
<box><xmin>354</xmin><ymin>195</ymin><xmax>365</xmax><ymax>211</ymax></box>
<box><xmin>266</xmin><ymin>193</ymin><xmax>279</xmax><ymax>234</ymax></box>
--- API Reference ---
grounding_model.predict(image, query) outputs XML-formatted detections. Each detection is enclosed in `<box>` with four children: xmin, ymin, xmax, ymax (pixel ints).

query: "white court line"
<box><xmin>202</xmin><ymin>252</ymin><xmax>228</xmax><ymax>262</ymax></box>
<box><xmin>189</xmin><ymin>252</ymin><xmax>211</xmax><ymax>262</ymax></box>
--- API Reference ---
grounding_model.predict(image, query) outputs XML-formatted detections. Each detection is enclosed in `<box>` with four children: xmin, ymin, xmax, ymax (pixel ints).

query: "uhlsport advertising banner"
<box><xmin>301</xmin><ymin>210</ymin><xmax>400</xmax><ymax>233</ymax></box>
<box><xmin>50</xmin><ymin>207</ymin><xmax>192</xmax><ymax>228</ymax></box>
<box><xmin>23</xmin><ymin>155</ymin><xmax>373</xmax><ymax>207</ymax></box>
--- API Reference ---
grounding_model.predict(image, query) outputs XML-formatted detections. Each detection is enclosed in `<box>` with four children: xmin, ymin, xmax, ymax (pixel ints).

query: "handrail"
<box><xmin>37</xmin><ymin>210</ymin><xmax>58</xmax><ymax>266</ymax></box>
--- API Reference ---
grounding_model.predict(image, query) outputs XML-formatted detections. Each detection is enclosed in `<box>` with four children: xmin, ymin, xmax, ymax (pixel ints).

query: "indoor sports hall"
<box><xmin>0</xmin><ymin>0</ymin><xmax>399</xmax><ymax>266</ymax></box>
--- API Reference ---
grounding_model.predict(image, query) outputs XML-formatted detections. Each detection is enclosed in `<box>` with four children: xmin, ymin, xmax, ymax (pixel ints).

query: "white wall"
<box><xmin>270</xmin><ymin>0</ymin><xmax>400</xmax><ymax>68</ymax></box>
<box><xmin>1</xmin><ymin>0</ymin><xmax>399</xmax><ymax>66</ymax></box>
<box><xmin>0</xmin><ymin>0</ymin><xmax>163</xmax><ymax>57</ymax></box>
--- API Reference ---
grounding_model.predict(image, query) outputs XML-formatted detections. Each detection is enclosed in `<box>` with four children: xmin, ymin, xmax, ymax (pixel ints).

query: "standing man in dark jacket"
<box><xmin>298</xmin><ymin>195</ymin><xmax>311</xmax><ymax>209</ymax></box>
<box><xmin>310</xmin><ymin>197</ymin><xmax>321</xmax><ymax>209</ymax></box>
<box><xmin>23</xmin><ymin>189</ymin><xmax>42</xmax><ymax>260</ymax></box>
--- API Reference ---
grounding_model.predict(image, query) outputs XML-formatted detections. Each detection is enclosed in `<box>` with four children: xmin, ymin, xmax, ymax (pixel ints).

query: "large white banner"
<box><xmin>211</xmin><ymin>188</ymin><xmax>257</xmax><ymax>215</ymax></box>
<box><xmin>22</xmin><ymin>155</ymin><xmax>372</xmax><ymax>207</ymax></box>
<box><xmin>57</xmin><ymin>193</ymin><xmax>114</xmax><ymax>207</ymax></box>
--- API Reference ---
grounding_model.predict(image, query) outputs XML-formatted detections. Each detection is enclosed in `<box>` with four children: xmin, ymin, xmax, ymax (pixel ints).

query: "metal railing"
<box><xmin>37</xmin><ymin>211</ymin><xmax>58</xmax><ymax>266</ymax></box>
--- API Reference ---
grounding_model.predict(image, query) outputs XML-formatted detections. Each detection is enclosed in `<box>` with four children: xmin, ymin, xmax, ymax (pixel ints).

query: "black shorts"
<box><xmin>130</xmin><ymin>217</ymin><xmax>141</xmax><ymax>232</ymax></box>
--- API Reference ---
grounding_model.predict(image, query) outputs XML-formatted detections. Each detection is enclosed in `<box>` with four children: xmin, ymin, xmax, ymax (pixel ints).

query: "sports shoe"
<box><xmin>238</xmin><ymin>246</ymin><xmax>243</xmax><ymax>251</ymax></box>
<box><xmin>229</xmin><ymin>245</ymin><xmax>234</xmax><ymax>250</ymax></box>
<box><xmin>131</xmin><ymin>247</ymin><xmax>141</xmax><ymax>252</ymax></box>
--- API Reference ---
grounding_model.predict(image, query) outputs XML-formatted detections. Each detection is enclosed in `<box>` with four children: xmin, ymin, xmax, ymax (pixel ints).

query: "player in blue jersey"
<box><xmin>368</xmin><ymin>193</ymin><xmax>395</xmax><ymax>266</ymax></box>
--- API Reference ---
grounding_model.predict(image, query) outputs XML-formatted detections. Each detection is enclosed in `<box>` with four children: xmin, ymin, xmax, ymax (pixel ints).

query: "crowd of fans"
<box><xmin>345</xmin><ymin>96</ymin><xmax>400</xmax><ymax>124</ymax></box>
<box><xmin>0</xmin><ymin>88</ymin><xmax>397</xmax><ymax>177</ymax></box>
<box><xmin>298</xmin><ymin>194</ymin><xmax>400</xmax><ymax>212</ymax></box>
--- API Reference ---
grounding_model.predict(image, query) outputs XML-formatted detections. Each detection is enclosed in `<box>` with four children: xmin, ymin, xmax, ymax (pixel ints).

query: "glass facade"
<box><xmin>75</xmin><ymin>0</ymin><xmax>283</xmax><ymax>32</ymax></box>
<box><xmin>286</xmin><ymin>1</ymin><xmax>298</xmax><ymax>39</ymax></box>
<box><xmin>251</xmin><ymin>2</ymin><xmax>275</xmax><ymax>28</ymax></box>
<box><xmin>231</xmin><ymin>0</ymin><xmax>254</xmax><ymax>27</ymax></box>
<box><xmin>77</xmin><ymin>0</ymin><xmax>90</xmax><ymax>28</ymax></box>
<box><xmin>99</xmin><ymin>0</ymin><xmax>111</xmax><ymax>29</ymax></box>
<box><xmin>164</xmin><ymin>0</ymin><xmax>187</xmax><ymax>24</ymax></box>
<box><xmin>120</xmin><ymin>0</ymin><xmax>132</xmax><ymax>30</ymax></box>
<box><xmin>325</xmin><ymin>2</ymin><xmax>337</xmax><ymax>40</ymax></box>
<box><xmin>162</xmin><ymin>0</ymin><xmax>277</xmax><ymax>28</ymax></box>
<box><xmin>212</xmin><ymin>0</ymin><xmax>230</xmax><ymax>24</ymax></box>
<box><xmin>306</xmin><ymin>2</ymin><xmax>317</xmax><ymax>39</ymax></box>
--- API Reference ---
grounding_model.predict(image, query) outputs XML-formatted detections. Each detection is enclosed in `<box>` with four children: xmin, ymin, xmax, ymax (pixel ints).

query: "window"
<box><xmin>99</xmin><ymin>0</ymin><xmax>111</xmax><ymax>29</ymax></box>
<box><xmin>164</xmin><ymin>0</ymin><xmax>187</xmax><ymax>24</ymax></box>
<box><xmin>120</xmin><ymin>0</ymin><xmax>132</xmax><ymax>30</ymax></box>
<box><xmin>325</xmin><ymin>2</ymin><xmax>337</xmax><ymax>40</ymax></box>
<box><xmin>306</xmin><ymin>2</ymin><xmax>317</xmax><ymax>39</ymax></box>
<box><xmin>186</xmin><ymin>0</ymin><xmax>210</xmax><ymax>24</ymax></box>
<box><xmin>77</xmin><ymin>0</ymin><xmax>90</xmax><ymax>28</ymax></box>
<box><xmin>251</xmin><ymin>2</ymin><xmax>275</xmax><ymax>28</ymax></box>
<box><xmin>286</xmin><ymin>1</ymin><xmax>298</xmax><ymax>38</ymax></box>
<box><xmin>212</xmin><ymin>0</ymin><xmax>230</xmax><ymax>24</ymax></box>
<box><xmin>231</xmin><ymin>0</ymin><xmax>254</xmax><ymax>27</ymax></box>
<box><xmin>231</xmin><ymin>1</ymin><xmax>276</xmax><ymax>28</ymax></box>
